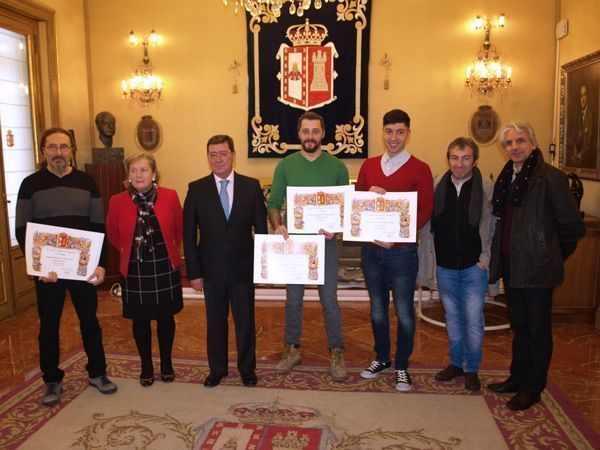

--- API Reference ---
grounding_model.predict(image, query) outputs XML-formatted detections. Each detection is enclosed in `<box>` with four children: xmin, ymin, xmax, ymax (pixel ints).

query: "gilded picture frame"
<box><xmin>559</xmin><ymin>50</ymin><xmax>600</xmax><ymax>180</ymax></box>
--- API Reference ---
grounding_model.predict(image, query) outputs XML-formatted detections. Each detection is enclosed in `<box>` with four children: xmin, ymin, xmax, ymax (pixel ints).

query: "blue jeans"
<box><xmin>361</xmin><ymin>244</ymin><xmax>417</xmax><ymax>370</ymax></box>
<box><xmin>436</xmin><ymin>264</ymin><xmax>488</xmax><ymax>373</ymax></box>
<box><xmin>285</xmin><ymin>237</ymin><xmax>344</xmax><ymax>349</ymax></box>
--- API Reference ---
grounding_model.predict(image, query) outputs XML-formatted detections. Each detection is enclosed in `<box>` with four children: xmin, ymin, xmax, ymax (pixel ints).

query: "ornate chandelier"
<box><xmin>122</xmin><ymin>30</ymin><xmax>163</xmax><ymax>105</ymax></box>
<box><xmin>222</xmin><ymin>0</ymin><xmax>337</xmax><ymax>18</ymax></box>
<box><xmin>465</xmin><ymin>14</ymin><xmax>512</xmax><ymax>97</ymax></box>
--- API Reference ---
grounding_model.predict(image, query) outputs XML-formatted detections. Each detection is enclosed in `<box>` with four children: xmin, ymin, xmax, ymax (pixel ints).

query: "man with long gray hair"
<box><xmin>487</xmin><ymin>122</ymin><xmax>585</xmax><ymax>410</ymax></box>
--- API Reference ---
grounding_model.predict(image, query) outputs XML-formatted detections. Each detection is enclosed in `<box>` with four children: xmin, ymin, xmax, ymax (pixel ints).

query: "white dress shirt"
<box><xmin>381</xmin><ymin>150</ymin><xmax>411</xmax><ymax>176</ymax></box>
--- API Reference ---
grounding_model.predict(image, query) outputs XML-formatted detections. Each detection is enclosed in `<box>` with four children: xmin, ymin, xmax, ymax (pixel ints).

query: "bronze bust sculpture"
<box><xmin>95</xmin><ymin>111</ymin><xmax>116</xmax><ymax>149</ymax></box>
<box><xmin>92</xmin><ymin>111</ymin><xmax>123</xmax><ymax>164</ymax></box>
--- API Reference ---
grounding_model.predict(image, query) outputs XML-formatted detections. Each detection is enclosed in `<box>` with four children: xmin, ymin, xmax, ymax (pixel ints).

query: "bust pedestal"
<box><xmin>85</xmin><ymin>152</ymin><xmax>126</xmax><ymax>289</ymax></box>
<box><xmin>92</xmin><ymin>147</ymin><xmax>124</xmax><ymax>164</ymax></box>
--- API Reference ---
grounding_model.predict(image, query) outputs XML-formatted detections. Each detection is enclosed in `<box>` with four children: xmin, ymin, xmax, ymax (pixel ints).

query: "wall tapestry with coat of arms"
<box><xmin>246</xmin><ymin>0</ymin><xmax>371</xmax><ymax>158</ymax></box>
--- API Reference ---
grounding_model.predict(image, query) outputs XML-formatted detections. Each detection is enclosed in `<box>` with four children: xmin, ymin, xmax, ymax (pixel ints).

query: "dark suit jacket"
<box><xmin>183</xmin><ymin>172</ymin><xmax>267</xmax><ymax>284</ymax></box>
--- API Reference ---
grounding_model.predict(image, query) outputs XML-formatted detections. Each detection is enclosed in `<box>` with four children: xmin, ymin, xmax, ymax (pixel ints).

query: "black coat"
<box><xmin>489</xmin><ymin>159</ymin><xmax>585</xmax><ymax>288</ymax></box>
<box><xmin>183</xmin><ymin>172</ymin><xmax>267</xmax><ymax>283</ymax></box>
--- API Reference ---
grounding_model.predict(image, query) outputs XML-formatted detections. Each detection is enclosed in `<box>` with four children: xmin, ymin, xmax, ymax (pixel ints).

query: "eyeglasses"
<box><xmin>208</xmin><ymin>151</ymin><xmax>232</xmax><ymax>160</ymax></box>
<box><xmin>44</xmin><ymin>144</ymin><xmax>72</xmax><ymax>151</ymax></box>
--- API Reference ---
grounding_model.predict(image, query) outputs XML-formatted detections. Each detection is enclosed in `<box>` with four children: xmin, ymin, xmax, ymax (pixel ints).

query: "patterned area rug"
<box><xmin>0</xmin><ymin>352</ymin><xmax>597</xmax><ymax>449</ymax></box>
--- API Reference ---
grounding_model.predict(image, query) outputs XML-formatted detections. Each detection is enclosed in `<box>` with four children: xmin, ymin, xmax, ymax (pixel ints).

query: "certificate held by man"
<box><xmin>25</xmin><ymin>222</ymin><xmax>104</xmax><ymax>281</ymax></box>
<box><xmin>253</xmin><ymin>234</ymin><xmax>325</xmax><ymax>285</ymax></box>
<box><xmin>286</xmin><ymin>185</ymin><xmax>355</xmax><ymax>234</ymax></box>
<box><xmin>343</xmin><ymin>191</ymin><xmax>418</xmax><ymax>243</ymax></box>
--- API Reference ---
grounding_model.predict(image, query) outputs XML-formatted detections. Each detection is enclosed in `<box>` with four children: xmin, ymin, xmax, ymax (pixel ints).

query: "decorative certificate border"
<box><xmin>254</xmin><ymin>234</ymin><xmax>325</xmax><ymax>285</ymax></box>
<box><xmin>286</xmin><ymin>185</ymin><xmax>354</xmax><ymax>233</ymax></box>
<box><xmin>260</xmin><ymin>239</ymin><xmax>319</xmax><ymax>280</ymax></box>
<box><xmin>32</xmin><ymin>231</ymin><xmax>92</xmax><ymax>276</ymax></box>
<box><xmin>349</xmin><ymin>197</ymin><xmax>412</xmax><ymax>238</ymax></box>
<box><xmin>293</xmin><ymin>192</ymin><xmax>344</xmax><ymax>231</ymax></box>
<box><xmin>25</xmin><ymin>222</ymin><xmax>104</xmax><ymax>281</ymax></box>
<box><xmin>343</xmin><ymin>191</ymin><xmax>418</xmax><ymax>242</ymax></box>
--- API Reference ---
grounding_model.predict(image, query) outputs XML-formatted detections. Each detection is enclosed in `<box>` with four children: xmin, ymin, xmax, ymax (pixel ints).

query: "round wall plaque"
<box><xmin>136</xmin><ymin>115</ymin><xmax>162</xmax><ymax>151</ymax></box>
<box><xmin>469</xmin><ymin>105</ymin><xmax>500</xmax><ymax>146</ymax></box>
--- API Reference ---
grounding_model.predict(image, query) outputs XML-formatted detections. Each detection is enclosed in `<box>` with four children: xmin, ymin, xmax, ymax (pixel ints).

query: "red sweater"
<box><xmin>355</xmin><ymin>154</ymin><xmax>434</xmax><ymax>232</ymax></box>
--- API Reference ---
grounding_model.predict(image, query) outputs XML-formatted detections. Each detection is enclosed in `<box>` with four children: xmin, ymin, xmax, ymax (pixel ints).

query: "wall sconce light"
<box><xmin>465</xmin><ymin>14</ymin><xmax>512</xmax><ymax>97</ymax></box>
<box><xmin>121</xmin><ymin>30</ymin><xmax>163</xmax><ymax>105</ymax></box>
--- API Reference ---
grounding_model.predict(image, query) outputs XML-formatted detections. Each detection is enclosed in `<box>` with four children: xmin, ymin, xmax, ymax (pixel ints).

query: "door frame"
<box><xmin>0</xmin><ymin>0</ymin><xmax>60</xmax><ymax>317</ymax></box>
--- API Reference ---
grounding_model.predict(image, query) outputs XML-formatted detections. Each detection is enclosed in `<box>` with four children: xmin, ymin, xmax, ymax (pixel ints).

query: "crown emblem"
<box><xmin>286</xmin><ymin>19</ymin><xmax>328</xmax><ymax>46</ymax></box>
<box><xmin>231</xmin><ymin>399</ymin><xmax>318</xmax><ymax>426</ymax></box>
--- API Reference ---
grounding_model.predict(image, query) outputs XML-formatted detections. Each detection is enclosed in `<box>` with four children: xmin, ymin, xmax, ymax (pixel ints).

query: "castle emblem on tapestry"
<box><xmin>277</xmin><ymin>20</ymin><xmax>338</xmax><ymax>111</ymax></box>
<box><xmin>246</xmin><ymin>0</ymin><xmax>371</xmax><ymax>158</ymax></box>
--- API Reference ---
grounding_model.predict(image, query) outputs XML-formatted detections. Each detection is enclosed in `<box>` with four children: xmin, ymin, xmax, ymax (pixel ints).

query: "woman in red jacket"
<box><xmin>106</xmin><ymin>153</ymin><xmax>183</xmax><ymax>386</ymax></box>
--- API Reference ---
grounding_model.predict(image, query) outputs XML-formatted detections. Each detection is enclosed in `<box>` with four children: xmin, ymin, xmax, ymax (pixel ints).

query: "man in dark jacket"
<box><xmin>183</xmin><ymin>135</ymin><xmax>267</xmax><ymax>388</ymax></box>
<box><xmin>488</xmin><ymin>122</ymin><xmax>585</xmax><ymax>410</ymax></box>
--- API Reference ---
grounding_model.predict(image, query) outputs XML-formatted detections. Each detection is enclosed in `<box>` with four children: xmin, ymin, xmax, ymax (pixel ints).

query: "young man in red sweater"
<box><xmin>355</xmin><ymin>109</ymin><xmax>433</xmax><ymax>391</ymax></box>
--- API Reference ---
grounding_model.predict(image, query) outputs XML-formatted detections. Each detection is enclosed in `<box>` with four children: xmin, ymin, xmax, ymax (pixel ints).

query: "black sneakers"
<box><xmin>360</xmin><ymin>360</ymin><xmax>392</xmax><ymax>379</ymax></box>
<box><xmin>395</xmin><ymin>369</ymin><xmax>413</xmax><ymax>392</ymax></box>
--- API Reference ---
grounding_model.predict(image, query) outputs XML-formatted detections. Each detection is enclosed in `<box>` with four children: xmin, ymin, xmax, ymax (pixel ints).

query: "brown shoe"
<box><xmin>464</xmin><ymin>372</ymin><xmax>481</xmax><ymax>391</ymax></box>
<box><xmin>275</xmin><ymin>344</ymin><xmax>301</xmax><ymax>374</ymax></box>
<box><xmin>435</xmin><ymin>364</ymin><xmax>464</xmax><ymax>381</ymax></box>
<box><xmin>330</xmin><ymin>347</ymin><xmax>347</xmax><ymax>381</ymax></box>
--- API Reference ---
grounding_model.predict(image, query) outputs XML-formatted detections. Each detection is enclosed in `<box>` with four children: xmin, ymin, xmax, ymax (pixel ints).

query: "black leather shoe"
<box><xmin>487</xmin><ymin>378</ymin><xmax>520</xmax><ymax>393</ymax></box>
<box><xmin>139</xmin><ymin>377</ymin><xmax>154</xmax><ymax>387</ymax></box>
<box><xmin>507</xmin><ymin>391</ymin><xmax>541</xmax><ymax>411</ymax></box>
<box><xmin>203</xmin><ymin>373</ymin><xmax>224</xmax><ymax>387</ymax></box>
<box><xmin>161</xmin><ymin>373</ymin><xmax>175</xmax><ymax>383</ymax></box>
<box><xmin>435</xmin><ymin>365</ymin><xmax>464</xmax><ymax>381</ymax></box>
<box><xmin>242</xmin><ymin>373</ymin><xmax>258</xmax><ymax>387</ymax></box>
<box><xmin>464</xmin><ymin>372</ymin><xmax>481</xmax><ymax>391</ymax></box>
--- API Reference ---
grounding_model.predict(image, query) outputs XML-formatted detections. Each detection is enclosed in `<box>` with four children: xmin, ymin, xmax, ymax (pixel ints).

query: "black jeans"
<box><xmin>505</xmin><ymin>283</ymin><xmax>554</xmax><ymax>394</ymax></box>
<box><xmin>35</xmin><ymin>279</ymin><xmax>107</xmax><ymax>383</ymax></box>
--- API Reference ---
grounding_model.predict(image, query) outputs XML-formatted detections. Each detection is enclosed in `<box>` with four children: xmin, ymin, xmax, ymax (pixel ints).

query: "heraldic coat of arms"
<box><xmin>277</xmin><ymin>19</ymin><xmax>338</xmax><ymax>111</ymax></box>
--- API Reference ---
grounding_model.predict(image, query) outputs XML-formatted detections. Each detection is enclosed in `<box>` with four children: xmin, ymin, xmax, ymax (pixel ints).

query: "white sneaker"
<box><xmin>395</xmin><ymin>369</ymin><xmax>412</xmax><ymax>392</ymax></box>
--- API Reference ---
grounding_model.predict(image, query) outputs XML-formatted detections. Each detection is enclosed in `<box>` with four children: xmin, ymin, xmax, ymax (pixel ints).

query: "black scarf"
<box><xmin>492</xmin><ymin>149</ymin><xmax>541</xmax><ymax>218</ymax></box>
<box><xmin>433</xmin><ymin>166</ymin><xmax>484</xmax><ymax>228</ymax></box>
<box><xmin>129</xmin><ymin>183</ymin><xmax>158</xmax><ymax>261</ymax></box>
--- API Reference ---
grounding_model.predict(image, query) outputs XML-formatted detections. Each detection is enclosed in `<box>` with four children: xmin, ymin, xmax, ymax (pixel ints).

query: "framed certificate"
<box><xmin>343</xmin><ymin>191</ymin><xmax>418</xmax><ymax>243</ymax></box>
<box><xmin>25</xmin><ymin>223</ymin><xmax>104</xmax><ymax>281</ymax></box>
<box><xmin>286</xmin><ymin>185</ymin><xmax>354</xmax><ymax>234</ymax></box>
<box><xmin>253</xmin><ymin>234</ymin><xmax>325</xmax><ymax>285</ymax></box>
